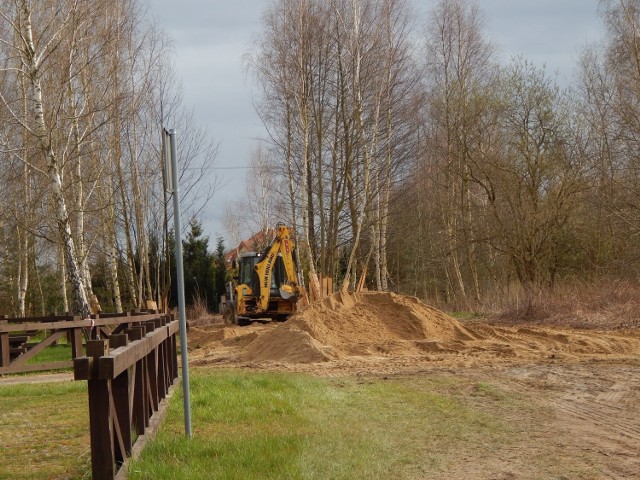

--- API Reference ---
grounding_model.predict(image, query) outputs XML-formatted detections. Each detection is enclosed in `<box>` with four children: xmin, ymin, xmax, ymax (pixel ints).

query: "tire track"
<box><xmin>548</xmin><ymin>368</ymin><xmax>640</xmax><ymax>479</ymax></box>
<box><xmin>556</xmin><ymin>398</ymin><xmax>640</xmax><ymax>443</ymax></box>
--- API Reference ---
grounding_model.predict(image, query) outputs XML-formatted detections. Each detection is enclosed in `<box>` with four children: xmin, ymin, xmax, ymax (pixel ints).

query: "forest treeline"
<box><xmin>2</xmin><ymin>0</ymin><xmax>640</xmax><ymax>317</ymax></box>
<box><xmin>0</xmin><ymin>0</ymin><xmax>217</xmax><ymax>316</ymax></box>
<box><xmin>233</xmin><ymin>0</ymin><xmax>640</xmax><ymax>310</ymax></box>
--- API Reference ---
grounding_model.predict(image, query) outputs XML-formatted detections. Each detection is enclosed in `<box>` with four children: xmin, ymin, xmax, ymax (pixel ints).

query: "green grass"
<box><xmin>0</xmin><ymin>369</ymin><xmax>598</xmax><ymax>479</ymax></box>
<box><xmin>0</xmin><ymin>381</ymin><xmax>89</xmax><ymax>480</ymax></box>
<box><xmin>25</xmin><ymin>344</ymin><xmax>73</xmax><ymax>365</ymax></box>
<box><xmin>127</xmin><ymin>371</ymin><xmax>512</xmax><ymax>480</ymax></box>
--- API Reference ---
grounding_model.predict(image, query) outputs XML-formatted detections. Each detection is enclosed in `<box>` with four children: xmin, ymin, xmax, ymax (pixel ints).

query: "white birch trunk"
<box><xmin>72</xmin><ymin>117</ymin><xmax>95</xmax><ymax>300</ymax></box>
<box><xmin>2</xmin><ymin>222</ymin><xmax>17</xmax><ymax>314</ymax></box>
<box><xmin>105</xmin><ymin>181</ymin><xmax>123</xmax><ymax>313</ymax></box>
<box><xmin>294</xmin><ymin>5</ymin><xmax>321</xmax><ymax>301</ymax></box>
<box><xmin>340</xmin><ymin>0</ymin><xmax>379</xmax><ymax>292</ymax></box>
<box><xmin>59</xmin><ymin>243</ymin><xmax>69</xmax><ymax>314</ymax></box>
<box><xmin>17</xmin><ymin>158</ymin><xmax>30</xmax><ymax>316</ymax></box>
<box><xmin>17</xmin><ymin>71</ymin><xmax>31</xmax><ymax>317</ymax></box>
<box><xmin>17</xmin><ymin>225</ymin><xmax>28</xmax><ymax>317</ymax></box>
<box><xmin>20</xmin><ymin>2</ymin><xmax>91</xmax><ymax>318</ymax></box>
<box><xmin>73</xmin><ymin>138</ymin><xmax>94</xmax><ymax>298</ymax></box>
<box><xmin>108</xmin><ymin>234</ymin><xmax>123</xmax><ymax>313</ymax></box>
<box><xmin>379</xmin><ymin>167</ymin><xmax>390</xmax><ymax>291</ymax></box>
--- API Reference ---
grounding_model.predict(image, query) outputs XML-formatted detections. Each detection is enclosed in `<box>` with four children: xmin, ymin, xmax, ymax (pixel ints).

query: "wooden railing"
<box><xmin>0</xmin><ymin>312</ymin><xmax>164</xmax><ymax>375</ymax></box>
<box><xmin>74</xmin><ymin>313</ymin><xmax>179</xmax><ymax>480</ymax></box>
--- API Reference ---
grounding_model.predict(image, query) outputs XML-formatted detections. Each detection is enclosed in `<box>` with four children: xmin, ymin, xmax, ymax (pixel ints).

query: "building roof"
<box><xmin>225</xmin><ymin>228</ymin><xmax>275</xmax><ymax>267</ymax></box>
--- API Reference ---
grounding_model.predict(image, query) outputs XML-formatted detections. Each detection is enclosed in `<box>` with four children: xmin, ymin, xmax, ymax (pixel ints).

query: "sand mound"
<box><xmin>189</xmin><ymin>291</ymin><xmax>640</xmax><ymax>366</ymax></box>
<box><xmin>241</xmin><ymin>291</ymin><xmax>473</xmax><ymax>362</ymax></box>
<box><xmin>240</xmin><ymin>326</ymin><xmax>335</xmax><ymax>363</ymax></box>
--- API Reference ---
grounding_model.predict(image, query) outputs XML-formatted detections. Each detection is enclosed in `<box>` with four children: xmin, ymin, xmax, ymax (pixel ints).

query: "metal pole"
<box><xmin>167</xmin><ymin>128</ymin><xmax>192</xmax><ymax>438</ymax></box>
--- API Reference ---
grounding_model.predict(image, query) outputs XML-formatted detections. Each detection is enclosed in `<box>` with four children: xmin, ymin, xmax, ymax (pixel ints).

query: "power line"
<box><xmin>183</xmin><ymin>166</ymin><xmax>253</xmax><ymax>171</ymax></box>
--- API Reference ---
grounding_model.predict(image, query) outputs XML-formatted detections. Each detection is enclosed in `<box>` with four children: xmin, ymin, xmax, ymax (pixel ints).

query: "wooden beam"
<box><xmin>2</xmin><ymin>360</ymin><xmax>72</xmax><ymax>375</ymax></box>
<box><xmin>74</xmin><ymin>357</ymin><xmax>92</xmax><ymax>380</ymax></box>
<box><xmin>0</xmin><ymin>331</ymin><xmax>10</xmax><ymax>367</ymax></box>
<box><xmin>70</xmin><ymin>328</ymin><xmax>84</xmax><ymax>359</ymax></box>
<box><xmin>0</xmin><ymin>319</ymin><xmax>93</xmax><ymax>333</ymax></box>
<box><xmin>132</xmin><ymin>356</ymin><xmax>148</xmax><ymax>435</ymax></box>
<box><xmin>112</xmin><ymin>371</ymin><xmax>132</xmax><ymax>462</ymax></box>
<box><xmin>99</xmin><ymin>323</ymin><xmax>177</xmax><ymax>380</ymax></box>
<box><xmin>10</xmin><ymin>330</ymin><xmax>67</xmax><ymax>367</ymax></box>
<box><xmin>109</xmin><ymin>334</ymin><xmax>128</xmax><ymax>349</ymax></box>
<box><xmin>0</xmin><ymin>314</ymin><xmax>164</xmax><ymax>334</ymax></box>
<box><xmin>4</xmin><ymin>314</ymin><xmax>73</xmax><ymax>323</ymax></box>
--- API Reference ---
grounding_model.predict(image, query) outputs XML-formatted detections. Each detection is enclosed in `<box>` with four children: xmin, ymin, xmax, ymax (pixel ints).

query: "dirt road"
<box><xmin>0</xmin><ymin>371</ymin><xmax>73</xmax><ymax>386</ymax></box>
<box><xmin>499</xmin><ymin>362</ymin><xmax>640</xmax><ymax>479</ymax></box>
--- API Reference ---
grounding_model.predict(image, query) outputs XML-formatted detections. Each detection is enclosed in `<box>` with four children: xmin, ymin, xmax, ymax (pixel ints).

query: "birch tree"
<box><xmin>0</xmin><ymin>1</ymin><xmax>99</xmax><ymax>317</ymax></box>
<box><xmin>249</xmin><ymin>0</ymin><xmax>418</xmax><ymax>294</ymax></box>
<box><xmin>0</xmin><ymin>0</ymin><xmax>218</xmax><ymax>315</ymax></box>
<box><xmin>422</xmin><ymin>0</ymin><xmax>495</xmax><ymax>303</ymax></box>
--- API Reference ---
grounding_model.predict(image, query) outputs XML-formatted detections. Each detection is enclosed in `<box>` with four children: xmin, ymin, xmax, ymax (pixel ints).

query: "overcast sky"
<box><xmin>146</xmin><ymin>0</ymin><xmax>604</xmax><ymax>243</ymax></box>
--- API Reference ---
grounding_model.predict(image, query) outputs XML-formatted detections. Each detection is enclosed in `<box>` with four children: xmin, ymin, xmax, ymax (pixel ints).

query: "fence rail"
<box><xmin>74</xmin><ymin>313</ymin><xmax>179</xmax><ymax>480</ymax></box>
<box><xmin>0</xmin><ymin>312</ymin><xmax>164</xmax><ymax>375</ymax></box>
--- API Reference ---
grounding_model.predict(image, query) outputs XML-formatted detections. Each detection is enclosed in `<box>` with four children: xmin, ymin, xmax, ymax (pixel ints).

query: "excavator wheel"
<box><xmin>223</xmin><ymin>302</ymin><xmax>236</xmax><ymax>325</ymax></box>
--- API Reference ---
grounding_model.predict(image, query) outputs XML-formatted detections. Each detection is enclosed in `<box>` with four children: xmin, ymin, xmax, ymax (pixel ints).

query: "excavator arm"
<box><xmin>254</xmin><ymin>223</ymin><xmax>300</xmax><ymax>313</ymax></box>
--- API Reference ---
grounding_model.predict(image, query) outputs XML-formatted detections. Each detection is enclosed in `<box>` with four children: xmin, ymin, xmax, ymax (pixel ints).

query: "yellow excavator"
<box><xmin>223</xmin><ymin>223</ymin><xmax>302</xmax><ymax>326</ymax></box>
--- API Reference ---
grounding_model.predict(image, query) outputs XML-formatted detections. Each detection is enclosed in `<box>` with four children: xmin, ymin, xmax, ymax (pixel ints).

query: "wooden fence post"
<box><xmin>109</xmin><ymin>334</ymin><xmax>131</xmax><ymax>463</ymax></box>
<box><xmin>145</xmin><ymin>322</ymin><xmax>159</xmax><ymax>412</ymax></box>
<box><xmin>126</xmin><ymin>326</ymin><xmax>148</xmax><ymax>436</ymax></box>
<box><xmin>70</xmin><ymin>327</ymin><xmax>84</xmax><ymax>359</ymax></box>
<box><xmin>0</xmin><ymin>318</ymin><xmax>9</xmax><ymax>368</ymax></box>
<box><xmin>73</xmin><ymin>315</ymin><xmax>180</xmax><ymax>479</ymax></box>
<box><xmin>86</xmin><ymin>339</ymin><xmax>115</xmax><ymax>480</ymax></box>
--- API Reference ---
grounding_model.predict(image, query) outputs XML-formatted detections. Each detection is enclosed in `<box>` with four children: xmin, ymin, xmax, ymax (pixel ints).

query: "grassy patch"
<box><xmin>0</xmin><ymin>369</ymin><xmax>600</xmax><ymax>479</ymax></box>
<box><xmin>0</xmin><ymin>381</ymin><xmax>89</xmax><ymax>480</ymax></box>
<box><xmin>25</xmin><ymin>344</ymin><xmax>73</xmax><ymax>365</ymax></box>
<box><xmin>127</xmin><ymin>371</ymin><xmax>512</xmax><ymax>480</ymax></box>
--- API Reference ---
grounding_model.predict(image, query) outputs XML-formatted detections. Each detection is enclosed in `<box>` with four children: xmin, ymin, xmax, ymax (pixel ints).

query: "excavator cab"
<box><xmin>237</xmin><ymin>253</ymin><xmax>260</xmax><ymax>292</ymax></box>
<box><xmin>236</xmin><ymin>252</ymin><xmax>287</xmax><ymax>298</ymax></box>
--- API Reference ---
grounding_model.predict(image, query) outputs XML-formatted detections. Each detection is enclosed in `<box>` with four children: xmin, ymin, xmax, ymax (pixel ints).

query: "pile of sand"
<box><xmin>240</xmin><ymin>291</ymin><xmax>476</xmax><ymax>363</ymax></box>
<box><xmin>188</xmin><ymin>291</ymin><xmax>640</xmax><ymax>366</ymax></box>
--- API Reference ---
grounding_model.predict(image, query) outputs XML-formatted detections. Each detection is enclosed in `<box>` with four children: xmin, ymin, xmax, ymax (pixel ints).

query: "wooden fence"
<box><xmin>0</xmin><ymin>312</ymin><xmax>164</xmax><ymax>375</ymax></box>
<box><xmin>74</xmin><ymin>313</ymin><xmax>179</xmax><ymax>480</ymax></box>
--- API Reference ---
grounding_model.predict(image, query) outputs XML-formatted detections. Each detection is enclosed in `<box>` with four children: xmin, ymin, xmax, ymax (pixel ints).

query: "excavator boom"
<box><xmin>254</xmin><ymin>223</ymin><xmax>300</xmax><ymax>312</ymax></box>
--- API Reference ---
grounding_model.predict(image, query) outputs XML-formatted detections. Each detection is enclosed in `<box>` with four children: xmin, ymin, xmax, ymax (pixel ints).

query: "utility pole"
<box><xmin>163</xmin><ymin>128</ymin><xmax>192</xmax><ymax>438</ymax></box>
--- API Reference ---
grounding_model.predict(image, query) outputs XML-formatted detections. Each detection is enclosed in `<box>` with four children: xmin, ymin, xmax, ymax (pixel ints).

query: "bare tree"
<box><xmin>480</xmin><ymin>60</ymin><xmax>586</xmax><ymax>292</ymax></box>
<box><xmin>0</xmin><ymin>0</ymin><xmax>218</xmax><ymax>315</ymax></box>
<box><xmin>421</xmin><ymin>0</ymin><xmax>495</xmax><ymax>304</ymax></box>
<box><xmin>0</xmin><ymin>1</ymin><xmax>107</xmax><ymax>317</ymax></box>
<box><xmin>248</xmin><ymin>0</ymin><xmax>419</xmax><ymax>295</ymax></box>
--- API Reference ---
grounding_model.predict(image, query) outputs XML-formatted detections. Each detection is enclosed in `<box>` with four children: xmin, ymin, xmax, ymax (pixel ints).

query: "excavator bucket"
<box><xmin>279</xmin><ymin>284</ymin><xmax>295</xmax><ymax>300</ymax></box>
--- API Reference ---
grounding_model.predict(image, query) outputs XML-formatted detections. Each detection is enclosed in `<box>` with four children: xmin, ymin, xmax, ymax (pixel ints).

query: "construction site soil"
<box><xmin>187</xmin><ymin>291</ymin><xmax>640</xmax><ymax>479</ymax></box>
<box><xmin>188</xmin><ymin>291</ymin><xmax>640</xmax><ymax>369</ymax></box>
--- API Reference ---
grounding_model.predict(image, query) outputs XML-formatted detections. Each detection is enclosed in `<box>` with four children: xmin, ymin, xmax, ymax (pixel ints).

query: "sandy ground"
<box><xmin>186</xmin><ymin>292</ymin><xmax>640</xmax><ymax>479</ymax></box>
